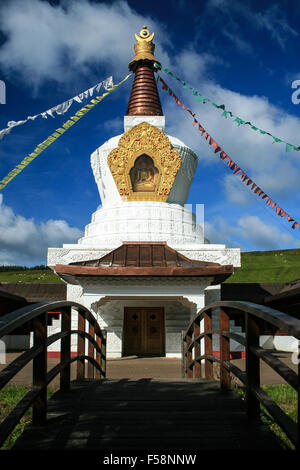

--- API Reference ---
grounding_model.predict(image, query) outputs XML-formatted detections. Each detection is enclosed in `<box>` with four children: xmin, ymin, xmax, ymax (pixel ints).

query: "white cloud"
<box><xmin>0</xmin><ymin>194</ymin><xmax>82</xmax><ymax>265</ymax></box>
<box><xmin>205</xmin><ymin>216</ymin><xmax>241</xmax><ymax>248</ymax></box>
<box><xmin>222</xmin><ymin>30</ymin><xmax>254</xmax><ymax>56</ymax></box>
<box><xmin>101</xmin><ymin>117</ymin><xmax>123</xmax><ymax>134</ymax></box>
<box><xmin>0</xmin><ymin>0</ymin><xmax>169</xmax><ymax>88</ymax></box>
<box><xmin>237</xmin><ymin>215</ymin><xmax>300</xmax><ymax>250</ymax></box>
<box><xmin>205</xmin><ymin>213</ymin><xmax>300</xmax><ymax>251</ymax></box>
<box><xmin>222</xmin><ymin>174</ymin><xmax>254</xmax><ymax>207</ymax></box>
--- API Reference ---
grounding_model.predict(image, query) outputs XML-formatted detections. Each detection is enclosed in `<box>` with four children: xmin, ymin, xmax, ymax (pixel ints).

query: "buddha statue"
<box><xmin>130</xmin><ymin>154</ymin><xmax>159</xmax><ymax>192</ymax></box>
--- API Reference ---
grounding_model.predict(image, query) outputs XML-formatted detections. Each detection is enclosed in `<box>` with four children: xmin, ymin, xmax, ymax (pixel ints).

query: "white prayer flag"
<box><xmin>0</xmin><ymin>75</ymin><xmax>114</xmax><ymax>140</ymax></box>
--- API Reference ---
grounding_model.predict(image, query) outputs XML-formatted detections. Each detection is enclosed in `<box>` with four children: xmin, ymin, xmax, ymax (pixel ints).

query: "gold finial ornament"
<box><xmin>129</xmin><ymin>26</ymin><xmax>159</xmax><ymax>68</ymax></box>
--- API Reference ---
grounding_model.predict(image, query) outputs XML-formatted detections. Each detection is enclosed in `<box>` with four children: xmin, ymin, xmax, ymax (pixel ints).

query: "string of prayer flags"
<box><xmin>0</xmin><ymin>76</ymin><xmax>114</xmax><ymax>141</ymax></box>
<box><xmin>0</xmin><ymin>73</ymin><xmax>132</xmax><ymax>191</ymax></box>
<box><xmin>154</xmin><ymin>63</ymin><xmax>300</xmax><ymax>153</ymax></box>
<box><xmin>158</xmin><ymin>75</ymin><xmax>300</xmax><ymax>231</ymax></box>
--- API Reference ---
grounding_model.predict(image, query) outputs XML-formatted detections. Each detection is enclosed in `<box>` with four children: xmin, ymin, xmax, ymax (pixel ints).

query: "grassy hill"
<box><xmin>226</xmin><ymin>249</ymin><xmax>300</xmax><ymax>283</ymax></box>
<box><xmin>0</xmin><ymin>249</ymin><xmax>300</xmax><ymax>284</ymax></box>
<box><xmin>0</xmin><ymin>266</ymin><xmax>63</xmax><ymax>284</ymax></box>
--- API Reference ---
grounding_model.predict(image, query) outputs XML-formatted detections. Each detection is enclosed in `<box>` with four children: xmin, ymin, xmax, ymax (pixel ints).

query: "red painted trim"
<box><xmin>47</xmin><ymin>351</ymin><xmax>77</xmax><ymax>358</ymax></box>
<box><xmin>212</xmin><ymin>351</ymin><xmax>246</xmax><ymax>359</ymax></box>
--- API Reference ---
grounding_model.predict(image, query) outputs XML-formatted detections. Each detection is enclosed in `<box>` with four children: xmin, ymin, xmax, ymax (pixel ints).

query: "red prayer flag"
<box><xmin>159</xmin><ymin>75</ymin><xmax>300</xmax><ymax>233</ymax></box>
<box><xmin>209</xmin><ymin>137</ymin><xmax>218</xmax><ymax>149</ymax></box>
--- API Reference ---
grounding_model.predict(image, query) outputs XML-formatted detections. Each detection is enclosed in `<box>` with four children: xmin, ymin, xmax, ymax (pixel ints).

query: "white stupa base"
<box><xmin>77</xmin><ymin>201</ymin><xmax>204</xmax><ymax>247</ymax></box>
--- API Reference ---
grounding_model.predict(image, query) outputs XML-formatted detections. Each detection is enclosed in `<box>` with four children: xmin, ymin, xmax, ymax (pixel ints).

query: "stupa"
<box><xmin>48</xmin><ymin>27</ymin><xmax>241</xmax><ymax>357</ymax></box>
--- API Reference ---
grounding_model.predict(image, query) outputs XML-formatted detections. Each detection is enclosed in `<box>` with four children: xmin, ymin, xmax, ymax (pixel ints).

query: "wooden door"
<box><xmin>123</xmin><ymin>307</ymin><xmax>164</xmax><ymax>355</ymax></box>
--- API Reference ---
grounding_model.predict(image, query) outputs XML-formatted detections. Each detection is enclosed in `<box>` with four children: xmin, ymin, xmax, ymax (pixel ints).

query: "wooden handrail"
<box><xmin>0</xmin><ymin>300</ymin><xmax>104</xmax><ymax>339</ymax></box>
<box><xmin>182</xmin><ymin>300</ymin><xmax>300</xmax><ymax>449</ymax></box>
<box><xmin>0</xmin><ymin>300</ymin><xmax>106</xmax><ymax>448</ymax></box>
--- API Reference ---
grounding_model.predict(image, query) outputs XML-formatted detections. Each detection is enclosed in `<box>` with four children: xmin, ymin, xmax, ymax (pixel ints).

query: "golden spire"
<box><xmin>129</xmin><ymin>26</ymin><xmax>160</xmax><ymax>69</ymax></box>
<box><xmin>126</xmin><ymin>25</ymin><xmax>163</xmax><ymax>116</ymax></box>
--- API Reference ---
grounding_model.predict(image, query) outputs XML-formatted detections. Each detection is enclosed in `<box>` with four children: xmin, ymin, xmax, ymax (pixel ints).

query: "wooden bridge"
<box><xmin>0</xmin><ymin>299</ymin><xmax>299</xmax><ymax>451</ymax></box>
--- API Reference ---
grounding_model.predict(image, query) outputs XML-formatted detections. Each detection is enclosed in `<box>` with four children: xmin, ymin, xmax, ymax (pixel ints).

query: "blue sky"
<box><xmin>0</xmin><ymin>0</ymin><xmax>300</xmax><ymax>265</ymax></box>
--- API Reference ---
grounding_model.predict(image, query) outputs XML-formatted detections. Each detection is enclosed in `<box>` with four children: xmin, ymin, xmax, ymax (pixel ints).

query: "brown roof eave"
<box><xmin>55</xmin><ymin>264</ymin><xmax>234</xmax><ymax>278</ymax></box>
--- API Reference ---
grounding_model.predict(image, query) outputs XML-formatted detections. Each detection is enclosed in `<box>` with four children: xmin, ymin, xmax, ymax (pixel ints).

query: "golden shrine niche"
<box><xmin>107</xmin><ymin>122</ymin><xmax>181</xmax><ymax>202</ymax></box>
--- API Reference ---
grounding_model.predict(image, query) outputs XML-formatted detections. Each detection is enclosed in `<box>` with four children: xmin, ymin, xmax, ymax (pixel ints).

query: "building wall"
<box><xmin>65</xmin><ymin>277</ymin><xmax>209</xmax><ymax>358</ymax></box>
<box><xmin>95</xmin><ymin>299</ymin><xmax>191</xmax><ymax>358</ymax></box>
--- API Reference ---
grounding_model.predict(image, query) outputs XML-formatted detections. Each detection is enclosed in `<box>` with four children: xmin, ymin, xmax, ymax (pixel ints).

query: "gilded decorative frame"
<box><xmin>107</xmin><ymin>122</ymin><xmax>181</xmax><ymax>201</ymax></box>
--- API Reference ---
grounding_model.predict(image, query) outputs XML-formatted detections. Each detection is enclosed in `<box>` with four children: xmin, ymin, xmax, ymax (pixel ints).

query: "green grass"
<box><xmin>0</xmin><ymin>385</ymin><xmax>56</xmax><ymax>450</ymax></box>
<box><xmin>1</xmin><ymin>249</ymin><xmax>300</xmax><ymax>284</ymax></box>
<box><xmin>0</xmin><ymin>268</ymin><xmax>63</xmax><ymax>283</ymax></box>
<box><xmin>226</xmin><ymin>248</ymin><xmax>300</xmax><ymax>283</ymax></box>
<box><xmin>233</xmin><ymin>384</ymin><xmax>298</xmax><ymax>449</ymax></box>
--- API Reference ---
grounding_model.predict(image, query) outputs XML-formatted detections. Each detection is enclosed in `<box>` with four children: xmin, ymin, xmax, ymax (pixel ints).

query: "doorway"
<box><xmin>123</xmin><ymin>307</ymin><xmax>165</xmax><ymax>355</ymax></box>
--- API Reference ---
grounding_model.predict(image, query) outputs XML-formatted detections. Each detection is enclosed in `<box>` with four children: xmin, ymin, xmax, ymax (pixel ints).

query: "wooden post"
<box><xmin>101</xmin><ymin>330</ymin><xmax>107</xmax><ymax>379</ymax></box>
<box><xmin>77</xmin><ymin>309</ymin><xmax>85</xmax><ymax>381</ymax></box>
<box><xmin>60</xmin><ymin>307</ymin><xmax>71</xmax><ymax>391</ymax></box>
<box><xmin>186</xmin><ymin>329</ymin><xmax>193</xmax><ymax>378</ymax></box>
<box><xmin>32</xmin><ymin>313</ymin><xmax>47</xmax><ymax>426</ymax></box>
<box><xmin>95</xmin><ymin>333</ymin><xmax>101</xmax><ymax>380</ymax></box>
<box><xmin>181</xmin><ymin>330</ymin><xmax>186</xmax><ymax>378</ymax></box>
<box><xmin>193</xmin><ymin>320</ymin><xmax>201</xmax><ymax>378</ymax></box>
<box><xmin>88</xmin><ymin>322</ymin><xmax>95</xmax><ymax>379</ymax></box>
<box><xmin>204</xmin><ymin>311</ymin><xmax>213</xmax><ymax>380</ymax></box>
<box><xmin>246</xmin><ymin>312</ymin><xmax>260</xmax><ymax>424</ymax></box>
<box><xmin>220</xmin><ymin>307</ymin><xmax>231</xmax><ymax>391</ymax></box>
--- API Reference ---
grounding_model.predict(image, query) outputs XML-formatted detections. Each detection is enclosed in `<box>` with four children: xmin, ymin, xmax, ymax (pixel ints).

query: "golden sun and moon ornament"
<box><xmin>107</xmin><ymin>122</ymin><xmax>181</xmax><ymax>202</ymax></box>
<box><xmin>129</xmin><ymin>25</ymin><xmax>159</xmax><ymax>66</ymax></box>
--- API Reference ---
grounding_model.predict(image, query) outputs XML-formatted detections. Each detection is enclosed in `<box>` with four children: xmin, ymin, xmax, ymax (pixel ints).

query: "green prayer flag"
<box><xmin>234</xmin><ymin>117</ymin><xmax>245</xmax><ymax>125</ymax></box>
<box><xmin>222</xmin><ymin>111</ymin><xmax>232</xmax><ymax>118</ymax></box>
<box><xmin>159</xmin><ymin>64</ymin><xmax>299</xmax><ymax>153</ymax></box>
<box><xmin>272</xmin><ymin>136</ymin><xmax>283</xmax><ymax>143</ymax></box>
<box><xmin>196</xmin><ymin>95</ymin><xmax>207</xmax><ymax>103</ymax></box>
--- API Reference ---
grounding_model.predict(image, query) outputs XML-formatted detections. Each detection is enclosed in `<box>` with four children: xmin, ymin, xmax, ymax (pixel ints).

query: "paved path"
<box><xmin>13</xmin><ymin>378</ymin><xmax>280</xmax><ymax>450</ymax></box>
<box><xmin>1</xmin><ymin>352</ymin><xmax>297</xmax><ymax>388</ymax></box>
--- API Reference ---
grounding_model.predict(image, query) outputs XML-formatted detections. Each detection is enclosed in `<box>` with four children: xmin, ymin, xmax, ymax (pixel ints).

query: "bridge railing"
<box><xmin>0</xmin><ymin>300</ymin><xmax>106</xmax><ymax>447</ymax></box>
<box><xmin>182</xmin><ymin>300</ymin><xmax>300</xmax><ymax>449</ymax></box>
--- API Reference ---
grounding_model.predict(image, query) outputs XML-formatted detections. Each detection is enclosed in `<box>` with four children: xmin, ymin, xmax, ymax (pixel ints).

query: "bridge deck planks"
<box><xmin>13</xmin><ymin>378</ymin><xmax>281</xmax><ymax>450</ymax></box>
